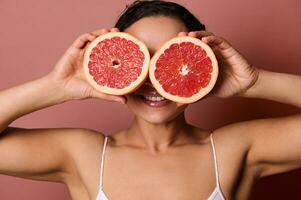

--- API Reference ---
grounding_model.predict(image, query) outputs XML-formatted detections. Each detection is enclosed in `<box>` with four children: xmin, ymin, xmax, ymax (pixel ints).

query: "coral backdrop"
<box><xmin>0</xmin><ymin>0</ymin><xmax>300</xmax><ymax>199</ymax></box>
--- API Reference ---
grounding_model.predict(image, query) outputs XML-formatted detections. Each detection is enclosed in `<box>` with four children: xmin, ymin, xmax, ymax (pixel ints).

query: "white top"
<box><xmin>96</xmin><ymin>133</ymin><xmax>225</xmax><ymax>200</ymax></box>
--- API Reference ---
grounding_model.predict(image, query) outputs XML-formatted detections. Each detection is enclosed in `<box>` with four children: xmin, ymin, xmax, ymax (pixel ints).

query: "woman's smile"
<box><xmin>135</xmin><ymin>90</ymin><xmax>171</xmax><ymax>108</ymax></box>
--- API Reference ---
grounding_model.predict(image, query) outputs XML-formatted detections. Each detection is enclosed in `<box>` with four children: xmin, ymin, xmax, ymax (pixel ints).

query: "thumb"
<box><xmin>90</xmin><ymin>89</ymin><xmax>126</xmax><ymax>104</ymax></box>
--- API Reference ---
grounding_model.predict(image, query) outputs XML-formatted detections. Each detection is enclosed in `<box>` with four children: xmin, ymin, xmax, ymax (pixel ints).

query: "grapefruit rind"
<box><xmin>149</xmin><ymin>36</ymin><xmax>219</xmax><ymax>104</ymax></box>
<box><xmin>83</xmin><ymin>32</ymin><xmax>150</xmax><ymax>95</ymax></box>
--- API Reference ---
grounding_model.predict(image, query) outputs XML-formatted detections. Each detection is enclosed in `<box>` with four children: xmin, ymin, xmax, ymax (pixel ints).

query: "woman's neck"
<box><xmin>125</xmin><ymin>112</ymin><xmax>193</xmax><ymax>153</ymax></box>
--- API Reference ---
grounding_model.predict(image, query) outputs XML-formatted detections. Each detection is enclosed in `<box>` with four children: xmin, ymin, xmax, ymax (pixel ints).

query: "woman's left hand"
<box><xmin>178</xmin><ymin>31</ymin><xmax>260</xmax><ymax>98</ymax></box>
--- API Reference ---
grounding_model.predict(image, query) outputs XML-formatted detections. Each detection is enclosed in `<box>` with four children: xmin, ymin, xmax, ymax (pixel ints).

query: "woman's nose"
<box><xmin>144</xmin><ymin>81</ymin><xmax>153</xmax><ymax>87</ymax></box>
<box><xmin>143</xmin><ymin>77</ymin><xmax>154</xmax><ymax>88</ymax></box>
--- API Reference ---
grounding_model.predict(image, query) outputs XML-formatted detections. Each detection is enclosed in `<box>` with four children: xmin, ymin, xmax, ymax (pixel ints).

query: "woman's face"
<box><xmin>124</xmin><ymin>16</ymin><xmax>189</xmax><ymax>124</ymax></box>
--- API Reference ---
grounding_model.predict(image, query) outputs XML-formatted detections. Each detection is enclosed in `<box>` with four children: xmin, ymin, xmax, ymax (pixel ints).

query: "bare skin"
<box><xmin>0</xmin><ymin>16</ymin><xmax>301</xmax><ymax>200</ymax></box>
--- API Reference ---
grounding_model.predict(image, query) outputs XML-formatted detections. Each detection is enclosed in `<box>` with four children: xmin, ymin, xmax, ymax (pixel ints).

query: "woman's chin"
<box><xmin>139</xmin><ymin>113</ymin><xmax>175</xmax><ymax>124</ymax></box>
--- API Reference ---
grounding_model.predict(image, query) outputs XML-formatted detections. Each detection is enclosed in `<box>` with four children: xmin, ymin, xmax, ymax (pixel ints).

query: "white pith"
<box><xmin>149</xmin><ymin>36</ymin><xmax>219</xmax><ymax>104</ymax></box>
<box><xmin>111</xmin><ymin>59</ymin><xmax>121</xmax><ymax>69</ymax></box>
<box><xmin>83</xmin><ymin>32</ymin><xmax>150</xmax><ymax>95</ymax></box>
<box><xmin>180</xmin><ymin>65</ymin><xmax>189</xmax><ymax>75</ymax></box>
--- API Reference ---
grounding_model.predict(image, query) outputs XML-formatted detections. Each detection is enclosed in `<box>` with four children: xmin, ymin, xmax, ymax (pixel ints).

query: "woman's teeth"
<box><xmin>144</xmin><ymin>95</ymin><xmax>165</xmax><ymax>101</ymax></box>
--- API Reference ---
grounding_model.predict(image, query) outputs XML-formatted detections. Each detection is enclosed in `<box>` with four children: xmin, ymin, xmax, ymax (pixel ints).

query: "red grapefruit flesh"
<box><xmin>83</xmin><ymin>32</ymin><xmax>150</xmax><ymax>95</ymax></box>
<box><xmin>149</xmin><ymin>36</ymin><xmax>219</xmax><ymax>103</ymax></box>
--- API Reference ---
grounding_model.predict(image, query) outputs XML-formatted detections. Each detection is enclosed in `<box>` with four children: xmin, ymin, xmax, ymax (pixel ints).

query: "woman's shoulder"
<box><xmin>52</xmin><ymin>128</ymin><xmax>107</xmax><ymax>163</ymax></box>
<box><xmin>210</xmin><ymin>118</ymin><xmax>264</xmax><ymax>154</ymax></box>
<box><xmin>61</xmin><ymin>127</ymin><xmax>107</xmax><ymax>148</ymax></box>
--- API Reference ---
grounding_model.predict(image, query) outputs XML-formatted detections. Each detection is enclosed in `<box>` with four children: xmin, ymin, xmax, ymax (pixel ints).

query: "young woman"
<box><xmin>0</xmin><ymin>1</ymin><xmax>300</xmax><ymax>200</ymax></box>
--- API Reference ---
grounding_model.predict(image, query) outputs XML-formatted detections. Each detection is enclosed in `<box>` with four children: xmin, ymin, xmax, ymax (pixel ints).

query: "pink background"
<box><xmin>0</xmin><ymin>0</ymin><xmax>300</xmax><ymax>199</ymax></box>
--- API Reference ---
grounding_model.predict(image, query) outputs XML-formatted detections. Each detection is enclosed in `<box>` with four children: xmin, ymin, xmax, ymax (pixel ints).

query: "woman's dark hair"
<box><xmin>115</xmin><ymin>0</ymin><xmax>206</xmax><ymax>32</ymax></box>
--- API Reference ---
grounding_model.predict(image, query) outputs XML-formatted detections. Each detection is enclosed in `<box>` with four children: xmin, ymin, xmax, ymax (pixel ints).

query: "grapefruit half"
<box><xmin>83</xmin><ymin>32</ymin><xmax>150</xmax><ymax>95</ymax></box>
<box><xmin>149</xmin><ymin>36</ymin><xmax>219</xmax><ymax>103</ymax></box>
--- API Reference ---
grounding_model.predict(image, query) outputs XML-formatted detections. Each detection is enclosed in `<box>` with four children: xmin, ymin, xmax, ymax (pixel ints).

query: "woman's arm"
<box><xmin>0</xmin><ymin>28</ymin><xmax>123</xmax><ymax>182</ymax></box>
<box><xmin>180</xmin><ymin>30</ymin><xmax>301</xmax><ymax>178</ymax></box>
<box><xmin>0</xmin><ymin>76</ymin><xmax>71</xmax><ymax>182</ymax></box>
<box><xmin>0</xmin><ymin>76</ymin><xmax>66</xmax><ymax>133</ymax></box>
<box><xmin>239</xmin><ymin>69</ymin><xmax>301</xmax><ymax>108</ymax></box>
<box><xmin>237</xmin><ymin>69</ymin><xmax>301</xmax><ymax>178</ymax></box>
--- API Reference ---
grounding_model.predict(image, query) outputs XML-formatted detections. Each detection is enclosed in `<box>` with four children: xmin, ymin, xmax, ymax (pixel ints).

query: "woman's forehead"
<box><xmin>124</xmin><ymin>16</ymin><xmax>188</xmax><ymax>55</ymax></box>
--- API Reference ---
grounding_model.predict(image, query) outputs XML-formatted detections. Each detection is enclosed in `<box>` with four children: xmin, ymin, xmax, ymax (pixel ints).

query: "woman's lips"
<box><xmin>134</xmin><ymin>91</ymin><xmax>170</xmax><ymax>108</ymax></box>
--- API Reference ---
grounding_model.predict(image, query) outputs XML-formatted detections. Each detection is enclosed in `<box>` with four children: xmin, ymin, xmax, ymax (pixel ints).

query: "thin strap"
<box><xmin>210</xmin><ymin>133</ymin><xmax>221</xmax><ymax>187</ymax></box>
<box><xmin>99</xmin><ymin>136</ymin><xmax>109</xmax><ymax>190</ymax></box>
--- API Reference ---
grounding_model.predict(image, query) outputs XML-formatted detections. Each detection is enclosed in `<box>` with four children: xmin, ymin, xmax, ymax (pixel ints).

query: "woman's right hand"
<box><xmin>47</xmin><ymin>28</ymin><xmax>126</xmax><ymax>104</ymax></box>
